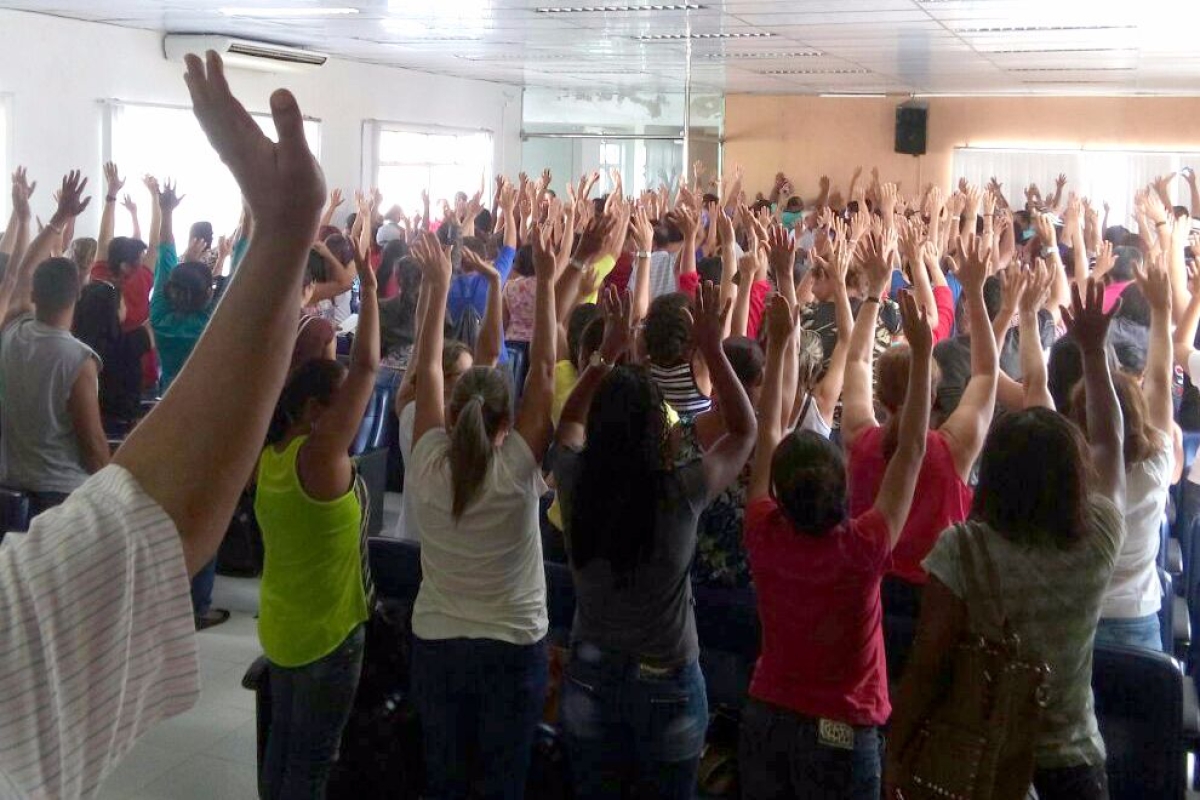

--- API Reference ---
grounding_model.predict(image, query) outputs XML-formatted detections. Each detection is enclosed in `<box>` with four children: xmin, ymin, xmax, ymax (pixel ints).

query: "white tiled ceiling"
<box><xmin>9</xmin><ymin>0</ymin><xmax>1200</xmax><ymax>95</ymax></box>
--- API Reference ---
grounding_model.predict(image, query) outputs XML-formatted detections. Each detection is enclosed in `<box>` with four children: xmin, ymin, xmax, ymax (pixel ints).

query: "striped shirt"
<box><xmin>0</xmin><ymin>466</ymin><xmax>200</xmax><ymax>798</ymax></box>
<box><xmin>627</xmin><ymin>250</ymin><xmax>678</xmax><ymax>301</ymax></box>
<box><xmin>650</xmin><ymin>361</ymin><xmax>711</xmax><ymax>417</ymax></box>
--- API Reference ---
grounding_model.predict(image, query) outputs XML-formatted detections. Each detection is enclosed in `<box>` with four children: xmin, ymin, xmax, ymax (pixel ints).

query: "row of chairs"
<box><xmin>239</xmin><ymin>538</ymin><xmax>1200</xmax><ymax>799</ymax></box>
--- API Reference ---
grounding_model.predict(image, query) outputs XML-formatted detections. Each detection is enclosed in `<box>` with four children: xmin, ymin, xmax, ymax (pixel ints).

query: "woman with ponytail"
<box><xmin>405</xmin><ymin>215</ymin><xmax>563</xmax><ymax>798</ymax></box>
<box><xmin>842</xmin><ymin>233</ymin><xmax>997</xmax><ymax>624</ymax></box>
<box><xmin>253</xmin><ymin>242</ymin><xmax>379</xmax><ymax>799</ymax></box>
<box><xmin>553</xmin><ymin>280</ymin><xmax>756</xmax><ymax>798</ymax></box>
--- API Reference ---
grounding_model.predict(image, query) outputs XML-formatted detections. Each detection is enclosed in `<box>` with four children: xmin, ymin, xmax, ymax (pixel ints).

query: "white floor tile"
<box><xmin>145</xmin><ymin>699</ymin><xmax>253</xmax><ymax>755</ymax></box>
<box><xmin>212</xmin><ymin>574</ymin><xmax>261</xmax><ymax>616</ymax></box>
<box><xmin>203</xmin><ymin>716</ymin><xmax>260</xmax><ymax>766</ymax></box>
<box><xmin>132</xmin><ymin>754</ymin><xmax>257</xmax><ymax>800</ymax></box>
<box><xmin>95</xmin><ymin>743</ymin><xmax>191</xmax><ymax>799</ymax></box>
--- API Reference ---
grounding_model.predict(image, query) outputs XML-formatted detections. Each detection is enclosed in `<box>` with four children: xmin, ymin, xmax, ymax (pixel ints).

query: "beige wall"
<box><xmin>724</xmin><ymin>95</ymin><xmax>1200</xmax><ymax>201</ymax></box>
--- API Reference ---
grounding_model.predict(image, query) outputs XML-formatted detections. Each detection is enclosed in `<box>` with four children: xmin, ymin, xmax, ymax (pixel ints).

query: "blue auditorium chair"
<box><xmin>0</xmin><ymin>487</ymin><xmax>30</xmax><ymax>544</ymax></box>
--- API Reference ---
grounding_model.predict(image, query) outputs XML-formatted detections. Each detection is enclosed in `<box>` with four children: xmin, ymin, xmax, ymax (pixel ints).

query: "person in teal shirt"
<box><xmin>149</xmin><ymin>181</ymin><xmax>219</xmax><ymax>394</ymax></box>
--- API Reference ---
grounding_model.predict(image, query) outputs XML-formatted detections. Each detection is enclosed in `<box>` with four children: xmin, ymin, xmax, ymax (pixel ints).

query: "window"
<box><xmin>373</xmin><ymin>125</ymin><xmax>492</xmax><ymax>216</ymax></box>
<box><xmin>953</xmin><ymin>147</ymin><xmax>1200</xmax><ymax>227</ymax></box>
<box><xmin>106</xmin><ymin>102</ymin><xmax>320</xmax><ymax>245</ymax></box>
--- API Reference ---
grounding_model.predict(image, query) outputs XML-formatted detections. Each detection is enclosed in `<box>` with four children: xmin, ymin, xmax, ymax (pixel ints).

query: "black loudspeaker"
<box><xmin>895</xmin><ymin>105</ymin><xmax>927</xmax><ymax>156</ymax></box>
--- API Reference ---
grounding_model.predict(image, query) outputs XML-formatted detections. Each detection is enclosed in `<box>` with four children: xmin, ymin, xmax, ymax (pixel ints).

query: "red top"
<box><xmin>932</xmin><ymin>285</ymin><xmax>955</xmax><ymax>344</ymax></box>
<box><xmin>745</xmin><ymin>497</ymin><xmax>892</xmax><ymax>726</ymax></box>
<box><xmin>746</xmin><ymin>279</ymin><xmax>772</xmax><ymax>340</ymax></box>
<box><xmin>678</xmin><ymin>270</ymin><xmax>700</xmax><ymax>298</ymax></box>
<box><xmin>89</xmin><ymin>261</ymin><xmax>154</xmax><ymax>332</ymax></box>
<box><xmin>1103</xmin><ymin>279</ymin><xmax>1132</xmax><ymax>314</ymax></box>
<box><xmin>847</xmin><ymin>426</ymin><xmax>972</xmax><ymax>584</ymax></box>
<box><xmin>601</xmin><ymin>251</ymin><xmax>634</xmax><ymax>297</ymax></box>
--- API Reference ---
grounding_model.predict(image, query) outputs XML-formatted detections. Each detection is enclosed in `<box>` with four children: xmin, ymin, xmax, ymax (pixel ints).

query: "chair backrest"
<box><xmin>0</xmin><ymin>487</ymin><xmax>30</xmax><ymax>541</ymax></box>
<box><xmin>351</xmin><ymin>373</ymin><xmax>401</xmax><ymax>456</ymax></box>
<box><xmin>367</xmin><ymin>537</ymin><xmax>422</xmax><ymax>604</ymax></box>
<box><xmin>1092</xmin><ymin>642</ymin><xmax>1187</xmax><ymax>800</ymax></box>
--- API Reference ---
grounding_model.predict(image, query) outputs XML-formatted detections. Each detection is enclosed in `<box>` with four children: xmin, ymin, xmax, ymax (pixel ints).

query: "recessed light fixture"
<box><xmin>537</xmin><ymin>3</ymin><xmax>702</xmax><ymax>11</ymax></box>
<box><xmin>759</xmin><ymin>68</ymin><xmax>869</xmax><ymax>76</ymax></box>
<box><xmin>1008</xmin><ymin>67</ymin><xmax>1135</xmax><ymax>73</ymax></box>
<box><xmin>637</xmin><ymin>31</ymin><xmax>774</xmax><ymax>40</ymax></box>
<box><xmin>218</xmin><ymin>6</ymin><xmax>360</xmax><ymax>16</ymax></box>
<box><xmin>819</xmin><ymin>93</ymin><xmax>886</xmax><ymax>98</ymax></box>
<box><xmin>983</xmin><ymin>47</ymin><xmax>1136</xmax><ymax>54</ymax></box>
<box><xmin>458</xmin><ymin>52</ymin><xmax>578</xmax><ymax>61</ymax></box>
<box><xmin>697</xmin><ymin>50</ymin><xmax>822</xmax><ymax>59</ymax></box>
<box><xmin>956</xmin><ymin>24</ymin><xmax>1134</xmax><ymax>33</ymax></box>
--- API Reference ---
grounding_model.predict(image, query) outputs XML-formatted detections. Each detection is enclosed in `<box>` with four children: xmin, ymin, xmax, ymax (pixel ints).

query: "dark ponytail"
<box><xmin>447</xmin><ymin>366</ymin><xmax>511</xmax><ymax>519</ymax></box>
<box><xmin>267</xmin><ymin>359</ymin><xmax>347</xmax><ymax>445</ymax></box>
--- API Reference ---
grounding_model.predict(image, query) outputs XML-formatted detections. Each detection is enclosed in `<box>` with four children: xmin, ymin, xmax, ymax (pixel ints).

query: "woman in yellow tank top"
<box><xmin>254</xmin><ymin>245</ymin><xmax>379</xmax><ymax>800</ymax></box>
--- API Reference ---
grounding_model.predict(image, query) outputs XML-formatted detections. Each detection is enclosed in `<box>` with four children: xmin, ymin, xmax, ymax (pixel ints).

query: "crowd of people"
<box><xmin>2</xmin><ymin>50</ymin><xmax>1199</xmax><ymax>800</ymax></box>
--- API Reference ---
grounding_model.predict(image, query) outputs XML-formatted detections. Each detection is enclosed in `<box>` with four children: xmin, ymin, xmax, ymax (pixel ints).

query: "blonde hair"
<box><xmin>447</xmin><ymin>366</ymin><xmax>511</xmax><ymax>519</ymax></box>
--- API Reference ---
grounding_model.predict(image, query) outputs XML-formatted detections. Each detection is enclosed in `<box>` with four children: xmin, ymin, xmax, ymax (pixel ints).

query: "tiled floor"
<box><xmin>96</xmin><ymin>492</ymin><xmax>404</xmax><ymax>799</ymax></box>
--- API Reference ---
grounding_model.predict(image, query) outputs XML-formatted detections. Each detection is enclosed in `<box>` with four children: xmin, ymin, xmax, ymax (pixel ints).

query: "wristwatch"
<box><xmin>569</xmin><ymin>257</ymin><xmax>587</xmax><ymax>271</ymax></box>
<box><xmin>1040</xmin><ymin>246</ymin><xmax>1056</xmax><ymax>258</ymax></box>
<box><xmin>589</xmin><ymin>352</ymin><xmax>613</xmax><ymax>369</ymax></box>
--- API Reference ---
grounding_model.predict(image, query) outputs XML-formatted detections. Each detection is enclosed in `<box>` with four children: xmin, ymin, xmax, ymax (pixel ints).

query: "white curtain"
<box><xmin>953</xmin><ymin>147</ymin><xmax>1200</xmax><ymax>228</ymax></box>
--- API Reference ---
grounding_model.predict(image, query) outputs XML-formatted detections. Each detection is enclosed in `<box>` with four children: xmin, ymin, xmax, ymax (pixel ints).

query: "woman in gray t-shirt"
<box><xmin>888</xmin><ymin>280</ymin><xmax>1127</xmax><ymax>800</ymax></box>
<box><xmin>554</xmin><ymin>284</ymin><xmax>756</xmax><ymax>799</ymax></box>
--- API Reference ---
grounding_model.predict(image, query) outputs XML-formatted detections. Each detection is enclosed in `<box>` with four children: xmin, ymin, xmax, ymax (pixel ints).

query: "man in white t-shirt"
<box><xmin>0</xmin><ymin>52</ymin><xmax>327</xmax><ymax>798</ymax></box>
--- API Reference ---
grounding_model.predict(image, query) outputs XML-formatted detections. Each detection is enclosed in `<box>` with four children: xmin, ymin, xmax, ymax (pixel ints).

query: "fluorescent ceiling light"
<box><xmin>537</xmin><ymin>3</ymin><xmax>702</xmax><ymax>11</ymax></box>
<box><xmin>956</xmin><ymin>24</ymin><xmax>1134</xmax><ymax>33</ymax></box>
<box><xmin>637</xmin><ymin>31</ymin><xmax>774</xmax><ymax>40</ymax></box>
<box><xmin>760</xmin><ymin>68</ymin><xmax>869</xmax><ymax>76</ymax></box>
<box><xmin>820</xmin><ymin>93</ymin><xmax>886</xmax><ymax>98</ymax></box>
<box><xmin>697</xmin><ymin>50</ymin><xmax>822</xmax><ymax>59</ymax></box>
<box><xmin>1008</xmin><ymin>67</ymin><xmax>1135</xmax><ymax>73</ymax></box>
<box><xmin>982</xmin><ymin>47</ymin><xmax>1136</xmax><ymax>54</ymax></box>
<box><xmin>218</xmin><ymin>6</ymin><xmax>360</xmax><ymax>16</ymax></box>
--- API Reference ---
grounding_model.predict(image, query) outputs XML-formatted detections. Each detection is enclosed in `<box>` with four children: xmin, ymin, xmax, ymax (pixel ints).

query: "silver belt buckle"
<box><xmin>817</xmin><ymin>718</ymin><xmax>855</xmax><ymax>751</ymax></box>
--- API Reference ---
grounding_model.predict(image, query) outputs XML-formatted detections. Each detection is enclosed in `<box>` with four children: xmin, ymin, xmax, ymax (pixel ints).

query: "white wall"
<box><xmin>0</xmin><ymin>10</ymin><xmax>522</xmax><ymax>233</ymax></box>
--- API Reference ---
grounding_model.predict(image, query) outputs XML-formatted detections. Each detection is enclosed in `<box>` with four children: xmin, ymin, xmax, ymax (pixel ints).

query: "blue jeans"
<box><xmin>738</xmin><ymin>698</ymin><xmax>883</xmax><ymax>800</ymax></box>
<box><xmin>262</xmin><ymin>624</ymin><xmax>365</xmax><ymax>800</ymax></box>
<box><xmin>561</xmin><ymin>642</ymin><xmax>709</xmax><ymax>800</ymax></box>
<box><xmin>1095</xmin><ymin>613</ymin><xmax>1163</xmax><ymax>652</ymax></box>
<box><xmin>190</xmin><ymin>557</ymin><xmax>217</xmax><ymax>619</ymax></box>
<box><xmin>410</xmin><ymin>635</ymin><xmax>548</xmax><ymax>800</ymax></box>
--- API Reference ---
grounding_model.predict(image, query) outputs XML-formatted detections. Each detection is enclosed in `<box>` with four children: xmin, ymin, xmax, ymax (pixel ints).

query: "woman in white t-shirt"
<box><xmin>404</xmin><ymin>225</ymin><xmax>559</xmax><ymax>799</ymax></box>
<box><xmin>1072</xmin><ymin>257</ymin><xmax>1175</xmax><ymax>651</ymax></box>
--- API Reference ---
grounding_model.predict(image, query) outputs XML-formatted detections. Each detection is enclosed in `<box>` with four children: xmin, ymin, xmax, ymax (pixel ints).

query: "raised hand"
<box><xmin>121</xmin><ymin>193</ymin><xmax>137</xmax><ymax>215</ymax></box>
<box><xmin>997</xmin><ymin>265</ymin><xmax>1026</xmax><ymax>320</ymax></box>
<box><xmin>410</xmin><ymin>230</ymin><xmax>452</xmax><ymax>288</ymax></box>
<box><xmin>767</xmin><ymin>225</ymin><xmax>795</xmax><ymax>283</ymax></box>
<box><xmin>158</xmin><ymin>179</ymin><xmax>185</xmax><ymax>212</ymax></box>
<box><xmin>1016</xmin><ymin>259</ymin><xmax>1047</xmax><ymax>314</ymax></box>
<box><xmin>765</xmin><ymin>292</ymin><xmax>797</xmax><ymax>347</ymax></box>
<box><xmin>629</xmin><ymin>207</ymin><xmax>653</xmax><ymax>253</ymax></box>
<box><xmin>352</xmin><ymin>233</ymin><xmax>378</xmax><ymax>294</ymax></box>
<box><xmin>143</xmin><ymin>174</ymin><xmax>160</xmax><ymax>197</ymax></box>
<box><xmin>861</xmin><ymin>231</ymin><xmax>892</xmax><ymax>296</ymax></box>
<box><xmin>1062</xmin><ymin>276</ymin><xmax>1119</xmax><ymax>356</ymax></box>
<box><xmin>573</xmin><ymin>215</ymin><xmax>614</xmax><ymax>266</ymax></box>
<box><xmin>667</xmin><ymin>206</ymin><xmax>699</xmax><ymax>241</ymax></box>
<box><xmin>1032</xmin><ymin>212</ymin><xmax>1057</xmax><ymax>249</ymax></box>
<box><xmin>328</xmin><ymin>187</ymin><xmax>344</xmax><ymax>212</ymax></box>
<box><xmin>598</xmin><ymin>284</ymin><xmax>634</xmax><ymax>363</ymax></box>
<box><xmin>183</xmin><ymin>51</ymin><xmax>324</xmax><ymax>232</ymax></box>
<box><xmin>217</xmin><ymin>234</ymin><xmax>233</xmax><ymax>262</ymax></box>
<box><xmin>692</xmin><ymin>279</ymin><xmax>730</xmax><ymax>355</ymax></box>
<box><xmin>11</xmin><ymin>167</ymin><xmax>35</xmax><ymax>219</ymax></box>
<box><xmin>1093</xmin><ymin>240</ymin><xmax>1116</xmax><ymax>280</ymax></box>
<box><xmin>1055</xmin><ymin>173</ymin><xmax>1068</xmax><ymax>192</ymax></box>
<box><xmin>53</xmin><ymin>170</ymin><xmax>91</xmax><ymax>221</ymax></box>
<box><xmin>104</xmin><ymin>162</ymin><xmax>125</xmax><ymax>197</ymax></box>
<box><xmin>956</xmin><ymin>233</ymin><xmax>992</xmax><ymax>293</ymax></box>
<box><xmin>899</xmin><ymin>290</ymin><xmax>932</xmax><ymax>356</ymax></box>
<box><xmin>1133</xmin><ymin>253</ymin><xmax>1171</xmax><ymax>313</ymax></box>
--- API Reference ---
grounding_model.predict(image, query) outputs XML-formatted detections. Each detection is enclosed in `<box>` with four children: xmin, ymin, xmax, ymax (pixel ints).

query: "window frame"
<box><xmin>366</xmin><ymin>120</ymin><xmax>494</xmax><ymax>213</ymax></box>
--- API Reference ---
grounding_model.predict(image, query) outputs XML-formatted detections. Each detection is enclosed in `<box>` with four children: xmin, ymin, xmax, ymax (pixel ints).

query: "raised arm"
<box><xmin>513</xmin><ymin>223</ymin><xmax>559</xmax><ymax>461</ymax></box>
<box><xmin>1186</xmin><ymin>169</ymin><xmax>1200</xmax><ymax>219</ymax></box>
<box><xmin>813</xmin><ymin>241</ymin><xmax>855</xmax><ymax>427</ymax></box>
<box><xmin>1175</xmin><ymin>264</ymin><xmax>1200</xmax><ymax>371</ymax></box>
<box><xmin>299</xmin><ymin>243</ymin><xmax>380</xmax><ymax>499</ymax></box>
<box><xmin>628</xmin><ymin>207</ymin><xmax>655</xmax><ymax>324</ymax></box>
<box><xmin>121</xmin><ymin>193</ymin><xmax>142</xmax><ymax>243</ymax></box>
<box><xmin>750</xmin><ymin>294</ymin><xmax>795</xmax><ymax>500</ymax></box>
<box><xmin>320</xmin><ymin>188</ymin><xmax>344</xmax><ymax>229</ymax></box>
<box><xmin>694</xmin><ymin>280</ymin><xmax>756</xmax><ymax>499</ymax></box>
<box><xmin>556</xmin><ymin>287</ymin><xmax>631</xmax><ymax>450</ymax></box>
<box><xmin>1063</xmin><ymin>278</ymin><xmax>1126</xmax><ymax>509</ymax></box>
<box><xmin>111</xmin><ymin>51</ymin><xmax>327</xmax><ymax>575</ymax></box>
<box><xmin>142</xmin><ymin>175</ymin><xmax>161</xmax><ymax>265</ymax></box>
<box><xmin>462</xmin><ymin>248</ymin><xmax>503</xmax><ymax>368</ymax></box>
<box><xmin>2</xmin><ymin>171</ymin><xmax>88</xmax><ymax>327</ymax></box>
<box><xmin>409</xmin><ymin>232</ymin><xmax>452</xmax><ymax>443</ymax></box>
<box><xmin>939</xmin><ymin>236</ymin><xmax>998</xmax><ymax>481</ymax></box>
<box><xmin>1135</xmin><ymin>254</ymin><xmax>1175</xmax><ymax>436</ymax></box>
<box><xmin>873</xmin><ymin>292</ymin><xmax>933</xmax><ymax>543</ymax></box>
<box><xmin>98</xmin><ymin>162</ymin><xmax>124</xmax><ymax>259</ymax></box>
<box><xmin>841</xmin><ymin>234</ymin><xmax>891</xmax><ymax>446</ymax></box>
<box><xmin>0</xmin><ymin>167</ymin><xmax>34</xmax><ymax>269</ymax></box>
<box><xmin>1019</xmin><ymin>259</ymin><xmax>1055</xmax><ymax>410</ymax></box>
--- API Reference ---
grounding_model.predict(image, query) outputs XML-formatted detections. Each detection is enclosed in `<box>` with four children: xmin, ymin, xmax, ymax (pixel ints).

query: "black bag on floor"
<box><xmin>525</xmin><ymin>723</ymin><xmax>572</xmax><ymax>800</ymax></box>
<box><xmin>327</xmin><ymin>598</ymin><xmax>424</xmax><ymax>799</ymax></box>
<box><xmin>215</xmin><ymin>488</ymin><xmax>263</xmax><ymax>577</ymax></box>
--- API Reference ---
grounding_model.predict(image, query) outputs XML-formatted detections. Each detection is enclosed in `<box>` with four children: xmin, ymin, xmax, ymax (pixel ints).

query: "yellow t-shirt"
<box><xmin>579</xmin><ymin>255</ymin><xmax>616</xmax><ymax>306</ymax></box>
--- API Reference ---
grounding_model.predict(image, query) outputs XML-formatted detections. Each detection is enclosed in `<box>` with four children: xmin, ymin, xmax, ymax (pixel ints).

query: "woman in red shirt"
<box><xmin>842</xmin><ymin>233</ymin><xmax>998</xmax><ymax>627</ymax></box>
<box><xmin>740</xmin><ymin>265</ymin><xmax>933</xmax><ymax>800</ymax></box>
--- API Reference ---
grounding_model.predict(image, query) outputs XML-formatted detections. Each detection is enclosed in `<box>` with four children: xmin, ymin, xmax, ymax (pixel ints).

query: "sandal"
<box><xmin>196</xmin><ymin>608</ymin><xmax>231</xmax><ymax>631</ymax></box>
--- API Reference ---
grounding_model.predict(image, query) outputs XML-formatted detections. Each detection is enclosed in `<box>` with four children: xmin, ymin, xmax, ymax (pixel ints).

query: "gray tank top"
<box><xmin>0</xmin><ymin>315</ymin><xmax>99</xmax><ymax>493</ymax></box>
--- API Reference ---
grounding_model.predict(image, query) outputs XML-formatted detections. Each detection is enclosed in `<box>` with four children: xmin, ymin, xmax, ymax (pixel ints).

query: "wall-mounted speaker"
<box><xmin>895</xmin><ymin>105</ymin><xmax>928</xmax><ymax>156</ymax></box>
